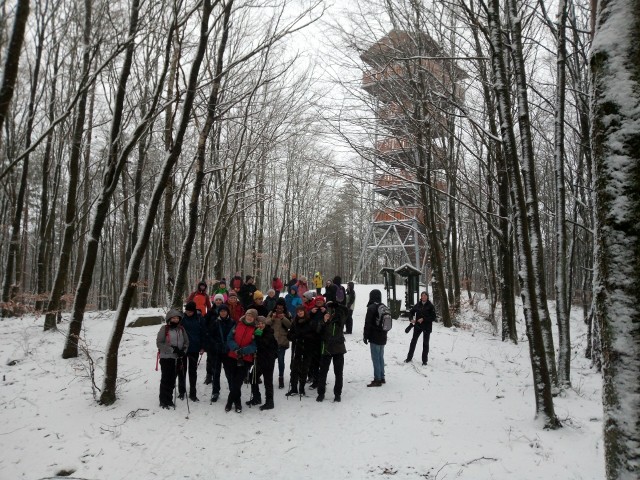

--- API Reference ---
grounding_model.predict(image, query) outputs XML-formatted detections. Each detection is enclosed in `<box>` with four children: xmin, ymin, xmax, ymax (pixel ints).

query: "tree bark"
<box><xmin>591</xmin><ymin>0</ymin><xmax>640</xmax><ymax>476</ymax></box>
<box><xmin>100</xmin><ymin>0</ymin><xmax>215</xmax><ymax>405</ymax></box>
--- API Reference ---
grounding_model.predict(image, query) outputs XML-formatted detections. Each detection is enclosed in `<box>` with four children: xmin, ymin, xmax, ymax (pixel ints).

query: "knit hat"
<box><xmin>267</xmin><ymin>289</ymin><xmax>276</xmax><ymax>296</ymax></box>
<box><xmin>303</xmin><ymin>290</ymin><xmax>315</xmax><ymax>301</ymax></box>
<box><xmin>246</xmin><ymin>275</ymin><xmax>254</xmax><ymax>282</ymax></box>
<box><xmin>218</xmin><ymin>304</ymin><xmax>230</xmax><ymax>315</ymax></box>
<box><xmin>213</xmin><ymin>293</ymin><xmax>225</xmax><ymax>302</ymax></box>
<box><xmin>245</xmin><ymin>308</ymin><xmax>258</xmax><ymax>318</ymax></box>
<box><xmin>165</xmin><ymin>309</ymin><xmax>182</xmax><ymax>322</ymax></box>
<box><xmin>228</xmin><ymin>290</ymin><xmax>238</xmax><ymax>298</ymax></box>
<box><xmin>315</xmin><ymin>295</ymin><xmax>325</xmax><ymax>304</ymax></box>
<box><xmin>198</xmin><ymin>281</ymin><xmax>207</xmax><ymax>289</ymax></box>
<box><xmin>219</xmin><ymin>278</ymin><xmax>227</xmax><ymax>286</ymax></box>
<box><xmin>184</xmin><ymin>301</ymin><xmax>197</xmax><ymax>312</ymax></box>
<box><xmin>253</xmin><ymin>290</ymin><xmax>264</xmax><ymax>300</ymax></box>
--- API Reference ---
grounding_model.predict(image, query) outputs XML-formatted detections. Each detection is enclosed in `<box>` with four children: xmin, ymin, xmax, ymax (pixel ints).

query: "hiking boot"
<box><xmin>225</xmin><ymin>401</ymin><xmax>233</xmax><ymax>412</ymax></box>
<box><xmin>189</xmin><ymin>394</ymin><xmax>199</xmax><ymax>402</ymax></box>
<box><xmin>299</xmin><ymin>388</ymin><xmax>306</xmax><ymax>397</ymax></box>
<box><xmin>380</xmin><ymin>378</ymin><xmax>386</xmax><ymax>384</ymax></box>
<box><xmin>285</xmin><ymin>390</ymin><xmax>299</xmax><ymax>397</ymax></box>
<box><xmin>404</xmin><ymin>358</ymin><xmax>412</xmax><ymax>363</ymax></box>
<box><xmin>367</xmin><ymin>380</ymin><xmax>382</xmax><ymax>387</ymax></box>
<box><xmin>278</xmin><ymin>377</ymin><xmax>285</xmax><ymax>389</ymax></box>
<box><xmin>309</xmin><ymin>381</ymin><xmax>318</xmax><ymax>390</ymax></box>
<box><xmin>178</xmin><ymin>392</ymin><xmax>186</xmax><ymax>400</ymax></box>
<box><xmin>204</xmin><ymin>374</ymin><xmax>212</xmax><ymax>385</ymax></box>
<box><xmin>210</xmin><ymin>393</ymin><xmax>219</xmax><ymax>403</ymax></box>
<box><xmin>235</xmin><ymin>402</ymin><xmax>242</xmax><ymax>413</ymax></box>
<box><xmin>259</xmin><ymin>400</ymin><xmax>274</xmax><ymax>411</ymax></box>
<box><xmin>160</xmin><ymin>401</ymin><xmax>172</xmax><ymax>409</ymax></box>
<box><xmin>422</xmin><ymin>361</ymin><xmax>428</xmax><ymax>366</ymax></box>
<box><xmin>316</xmin><ymin>394</ymin><xmax>324</xmax><ymax>402</ymax></box>
<box><xmin>246</xmin><ymin>396</ymin><xmax>262</xmax><ymax>406</ymax></box>
<box><xmin>334</xmin><ymin>395</ymin><xmax>341</xmax><ymax>402</ymax></box>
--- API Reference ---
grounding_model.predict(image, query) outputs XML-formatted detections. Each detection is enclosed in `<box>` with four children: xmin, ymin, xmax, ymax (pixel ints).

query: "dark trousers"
<box><xmin>209</xmin><ymin>352</ymin><xmax>231</xmax><ymax>396</ymax></box>
<box><xmin>317</xmin><ymin>353</ymin><xmax>344</xmax><ymax>397</ymax></box>
<box><xmin>251</xmin><ymin>358</ymin><xmax>275</xmax><ymax>403</ymax></box>
<box><xmin>290</xmin><ymin>352</ymin><xmax>310</xmax><ymax>392</ymax></box>
<box><xmin>316</xmin><ymin>288</ymin><xmax>322</xmax><ymax>295</ymax></box>
<box><xmin>225</xmin><ymin>360</ymin><xmax>249</xmax><ymax>406</ymax></box>
<box><xmin>345</xmin><ymin>309</ymin><xmax>353</xmax><ymax>334</ymax></box>
<box><xmin>159</xmin><ymin>358</ymin><xmax>177</xmax><ymax>405</ymax></box>
<box><xmin>307</xmin><ymin>339</ymin><xmax>321</xmax><ymax>383</ymax></box>
<box><xmin>406</xmin><ymin>328</ymin><xmax>431</xmax><ymax>363</ymax></box>
<box><xmin>177</xmin><ymin>352</ymin><xmax>199</xmax><ymax>396</ymax></box>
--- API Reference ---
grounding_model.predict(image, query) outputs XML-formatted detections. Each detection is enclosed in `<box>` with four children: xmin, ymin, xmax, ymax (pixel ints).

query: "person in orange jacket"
<box><xmin>186</xmin><ymin>281</ymin><xmax>212</xmax><ymax>315</ymax></box>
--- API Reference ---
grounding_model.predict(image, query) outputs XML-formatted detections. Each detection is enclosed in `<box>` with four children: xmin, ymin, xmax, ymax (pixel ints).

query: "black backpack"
<box><xmin>376</xmin><ymin>304</ymin><xmax>393</xmax><ymax>332</ymax></box>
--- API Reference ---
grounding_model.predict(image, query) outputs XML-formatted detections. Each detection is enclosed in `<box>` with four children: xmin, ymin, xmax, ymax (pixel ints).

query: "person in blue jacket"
<box><xmin>285</xmin><ymin>284</ymin><xmax>302</xmax><ymax>317</ymax></box>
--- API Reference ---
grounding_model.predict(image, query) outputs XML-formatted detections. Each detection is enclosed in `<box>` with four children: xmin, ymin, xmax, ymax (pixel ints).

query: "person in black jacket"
<box><xmin>344</xmin><ymin>281</ymin><xmax>356</xmax><ymax>334</ymax></box>
<box><xmin>316</xmin><ymin>302</ymin><xmax>347</xmax><ymax>402</ymax></box>
<box><xmin>363</xmin><ymin>289</ymin><xmax>387</xmax><ymax>387</ymax></box>
<box><xmin>239</xmin><ymin>275</ymin><xmax>257</xmax><ymax>309</ymax></box>
<box><xmin>286</xmin><ymin>305</ymin><xmax>314</xmax><ymax>397</ymax></box>
<box><xmin>180</xmin><ymin>302</ymin><xmax>206</xmax><ymax>401</ymax></box>
<box><xmin>404</xmin><ymin>291</ymin><xmax>436</xmax><ymax>365</ymax></box>
<box><xmin>205</xmin><ymin>304</ymin><xmax>235</xmax><ymax>402</ymax></box>
<box><xmin>247</xmin><ymin>316</ymin><xmax>279</xmax><ymax>410</ymax></box>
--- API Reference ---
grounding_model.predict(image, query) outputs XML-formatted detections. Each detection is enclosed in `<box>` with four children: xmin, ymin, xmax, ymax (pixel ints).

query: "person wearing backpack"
<box><xmin>316</xmin><ymin>302</ymin><xmax>347</xmax><ymax>402</ymax></box>
<box><xmin>156</xmin><ymin>309</ymin><xmax>189</xmax><ymax>409</ymax></box>
<box><xmin>326</xmin><ymin>275</ymin><xmax>346</xmax><ymax>306</ymax></box>
<box><xmin>404</xmin><ymin>291</ymin><xmax>436</xmax><ymax>365</ymax></box>
<box><xmin>363</xmin><ymin>289</ymin><xmax>387</xmax><ymax>387</ymax></box>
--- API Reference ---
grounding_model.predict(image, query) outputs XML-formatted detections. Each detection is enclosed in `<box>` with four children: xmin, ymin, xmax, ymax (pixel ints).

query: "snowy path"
<box><xmin>0</xmin><ymin>285</ymin><xmax>603</xmax><ymax>479</ymax></box>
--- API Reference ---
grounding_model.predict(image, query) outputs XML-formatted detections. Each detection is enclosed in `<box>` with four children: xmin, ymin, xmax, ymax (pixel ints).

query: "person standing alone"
<box><xmin>363</xmin><ymin>289</ymin><xmax>387</xmax><ymax>387</ymax></box>
<box><xmin>404</xmin><ymin>291</ymin><xmax>435</xmax><ymax>365</ymax></box>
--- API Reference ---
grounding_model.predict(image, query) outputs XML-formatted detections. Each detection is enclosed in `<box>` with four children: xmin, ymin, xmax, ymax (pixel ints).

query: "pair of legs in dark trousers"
<box><xmin>307</xmin><ymin>340</ymin><xmax>321</xmax><ymax>386</ymax></box>
<box><xmin>159</xmin><ymin>358</ymin><xmax>178</xmax><ymax>406</ymax></box>
<box><xmin>177</xmin><ymin>352</ymin><xmax>199</xmax><ymax>397</ymax></box>
<box><xmin>209</xmin><ymin>352</ymin><xmax>231</xmax><ymax>399</ymax></box>
<box><xmin>250</xmin><ymin>358</ymin><xmax>275</xmax><ymax>406</ymax></box>
<box><xmin>345</xmin><ymin>310</ymin><xmax>353</xmax><ymax>334</ymax></box>
<box><xmin>289</xmin><ymin>352</ymin><xmax>310</xmax><ymax>394</ymax></box>
<box><xmin>406</xmin><ymin>328</ymin><xmax>431</xmax><ymax>363</ymax></box>
<box><xmin>224</xmin><ymin>360</ymin><xmax>249</xmax><ymax>408</ymax></box>
<box><xmin>317</xmin><ymin>353</ymin><xmax>344</xmax><ymax>399</ymax></box>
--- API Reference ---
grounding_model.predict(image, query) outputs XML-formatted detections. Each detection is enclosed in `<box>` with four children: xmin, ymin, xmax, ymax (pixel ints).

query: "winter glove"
<box><xmin>254</xmin><ymin>328</ymin><xmax>263</xmax><ymax>337</ymax></box>
<box><xmin>173</xmin><ymin>347</ymin><xmax>185</xmax><ymax>357</ymax></box>
<box><xmin>363</xmin><ymin>338</ymin><xmax>368</xmax><ymax>345</ymax></box>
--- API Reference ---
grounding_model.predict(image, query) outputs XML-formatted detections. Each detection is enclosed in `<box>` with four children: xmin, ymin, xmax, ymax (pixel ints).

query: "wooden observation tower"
<box><xmin>354</xmin><ymin>29</ymin><xmax>465</xmax><ymax>282</ymax></box>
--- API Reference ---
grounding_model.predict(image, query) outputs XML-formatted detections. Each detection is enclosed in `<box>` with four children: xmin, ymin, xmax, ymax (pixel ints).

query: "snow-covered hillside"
<box><xmin>0</xmin><ymin>284</ymin><xmax>604</xmax><ymax>479</ymax></box>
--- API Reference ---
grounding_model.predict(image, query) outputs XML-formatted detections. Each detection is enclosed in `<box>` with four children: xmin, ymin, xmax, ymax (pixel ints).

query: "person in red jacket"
<box><xmin>224</xmin><ymin>309</ymin><xmax>258</xmax><ymax>413</ymax></box>
<box><xmin>226</xmin><ymin>290</ymin><xmax>245</xmax><ymax>323</ymax></box>
<box><xmin>271</xmin><ymin>277</ymin><xmax>284</xmax><ymax>297</ymax></box>
<box><xmin>186</xmin><ymin>281</ymin><xmax>211</xmax><ymax>315</ymax></box>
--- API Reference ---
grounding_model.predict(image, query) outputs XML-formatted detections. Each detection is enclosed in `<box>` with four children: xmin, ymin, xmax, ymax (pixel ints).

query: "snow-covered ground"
<box><xmin>0</xmin><ymin>284</ymin><xmax>604</xmax><ymax>479</ymax></box>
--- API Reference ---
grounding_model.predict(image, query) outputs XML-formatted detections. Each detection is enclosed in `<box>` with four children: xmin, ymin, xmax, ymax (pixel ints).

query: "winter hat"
<box><xmin>213</xmin><ymin>293</ymin><xmax>225</xmax><ymax>302</ymax></box>
<box><xmin>245</xmin><ymin>308</ymin><xmax>259</xmax><ymax>318</ymax></box>
<box><xmin>184</xmin><ymin>301</ymin><xmax>197</xmax><ymax>313</ymax></box>
<box><xmin>299</xmin><ymin>275</ymin><xmax>307</xmax><ymax>283</ymax></box>
<box><xmin>333</xmin><ymin>276</ymin><xmax>342</xmax><ymax>285</ymax></box>
<box><xmin>367</xmin><ymin>289</ymin><xmax>382</xmax><ymax>306</ymax></box>
<box><xmin>219</xmin><ymin>278</ymin><xmax>227</xmax><ymax>286</ymax></box>
<box><xmin>253</xmin><ymin>290</ymin><xmax>264</xmax><ymax>300</ymax></box>
<box><xmin>267</xmin><ymin>289</ymin><xmax>276</xmax><ymax>296</ymax></box>
<box><xmin>315</xmin><ymin>295</ymin><xmax>326</xmax><ymax>304</ymax></box>
<box><xmin>228</xmin><ymin>290</ymin><xmax>238</xmax><ymax>298</ymax></box>
<box><xmin>348</xmin><ymin>281</ymin><xmax>354</xmax><ymax>289</ymax></box>
<box><xmin>198</xmin><ymin>281</ymin><xmax>207</xmax><ymax>289</ymax></box>
<box><xmin>165</xmin><ymin>309</ymin><xmax>182</xmax><ymax>322</ymax></box>
<box><xmin>246</xmin><ymin>275</ymin><xmax>254</xmax><ymax>282</ymax></box>
<box><xmin>303</xmin><ymin>290</ymin><xmax>315</xmax><ymax>301</ymax></box>
<box><xmin>218</xmin><ymin>304</ymin><xmax>230</xmax><ymax>315</ymax></box>
<box><xmin>275</xmin><ymin>297</ymin><xmax>287</xmax><ymax>308</ymax></box>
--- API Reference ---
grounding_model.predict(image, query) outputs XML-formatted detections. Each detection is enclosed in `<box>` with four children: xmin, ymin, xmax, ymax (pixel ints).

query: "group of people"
<box><xmin>156</xmin><ymin>274</ymin><xmax>358</xmax><ymax>412</ymax></box>
<box><xmin>156</xmin><ymin>272</ymin><xmax>436</xmax><ymax>412</ymax></box>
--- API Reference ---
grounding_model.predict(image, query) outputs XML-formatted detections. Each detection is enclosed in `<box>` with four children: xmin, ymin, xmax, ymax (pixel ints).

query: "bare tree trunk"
<box><xmin>43</xmin><ymin>0</ymin><xmax>92</xmax><ymax>330</ymax></box>
<box><xmin>172</xmin><ymin>0</ymin><xmax>233</xmax><ymax>308</ymax></box>
<box><xmin>488</xmin><ymin>0</ymin><xmax>559</xmax><ymax>427</ymax></box>
<box><xmin>591</xmin><ymin>0</ymin><xmax>640</xmax><ymax>476</ymax></box>
<box><xmin>63</xmin><ymin>0</ymin><xmax>146</xmax><ymax>358</ymax></box>
<box><xmin>554</xmin><ymin>0</ymin><xmax>571</xmax><ymax>388</ymax></box>
<box><xmin>100</xmin><ymin>0</ymin><xmax>215</xmax><ymax>405</ymax></box>
<box><xmin>0</xmin><ymin>0</ymin><xmax>29</xmax><ymax>134</ymax></box>
<box><xmin>1</xmin><ymin>0</ymin><xmax>40</xmax><ymax>317</ymax></box>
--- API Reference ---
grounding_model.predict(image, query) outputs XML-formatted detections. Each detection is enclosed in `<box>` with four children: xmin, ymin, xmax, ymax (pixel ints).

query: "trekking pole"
<box><xmin>182</xmin><ymin>359</ymin><xmax>190</xmax><ymax>414</ymax></box>
<box><xmin>173</xmin><ymin>358</ymin><xmax>178</xmax><ymax>410</ymax></box>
